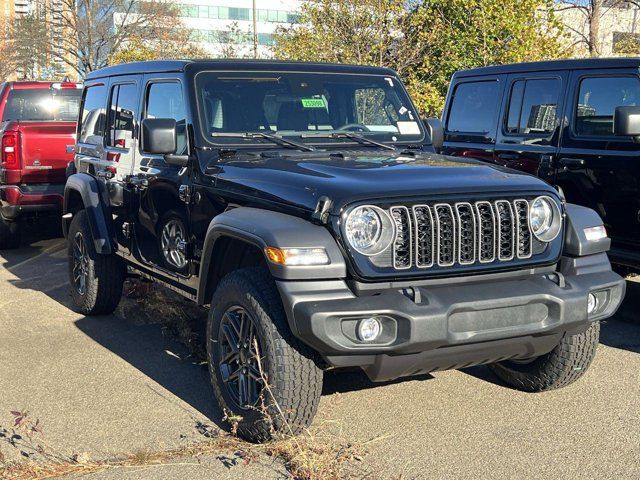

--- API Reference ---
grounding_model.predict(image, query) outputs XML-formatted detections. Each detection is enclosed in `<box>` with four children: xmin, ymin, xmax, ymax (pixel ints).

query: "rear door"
<box><xmin>493</xmin><ymin>71</ymin><xmax>567</xmax><ymax>183</ymax></box>
<box><xmin>557</xmin><ymin>69</ymin><xmax>640</xmax><ymax>261</ymax></box>
<box><xmin>441</xmin><ymin>75</ymin><xmax>505</xmax><ymax>162</ymax></box>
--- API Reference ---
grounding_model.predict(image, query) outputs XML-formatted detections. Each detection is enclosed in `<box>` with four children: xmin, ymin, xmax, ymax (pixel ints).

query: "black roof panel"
<box><xmin>453</xmin><ymin>57</ymin><xmax>640</xmax><ymax>78</ymax></box>
<box><xmin>85</xmin><ymin>59</ymin><xmax>397</xmax><ymax>80</ymax></box>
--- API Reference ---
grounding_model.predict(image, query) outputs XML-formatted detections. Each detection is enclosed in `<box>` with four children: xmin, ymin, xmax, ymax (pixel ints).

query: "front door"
<box><xmin>441</xmin><ymin>75</ymin><xmax>505</xmax><ymax>163</ymax></box>
<box><xmin>493</xmin><ymin>72</ymin><xmax>566</xmax><ymax>183</ymax></box>
<box><xmin>557</xmin><ymin>70</ymin><xmax>640</xmax><ymax>264</ymax></box>
<box><xmin>132</xmin><ymin>77</ymin><xmax>192</xmax><ymax>274</ymax></box>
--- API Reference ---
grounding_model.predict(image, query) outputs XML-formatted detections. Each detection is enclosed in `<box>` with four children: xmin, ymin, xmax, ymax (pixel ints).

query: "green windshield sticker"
<box><xmin>301</xmin><ymin>98</ymin><xmax>326</xmax><ymax>108</ymax></box>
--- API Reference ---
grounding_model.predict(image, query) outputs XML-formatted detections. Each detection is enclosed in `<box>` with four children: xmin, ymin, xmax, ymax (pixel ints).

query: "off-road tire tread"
<box><xmin>68</xmin><ymin>210</ymin><xmax>124</xmax><ymax>315</ymax></box>
<box><xmin>0</xmin><ymin>218</ymin><xmax>20</xmax><ymax>249</ymax></box>
<box><xmin>208</xmin><ymin>267</ymin><xmax>323</xmax><ymax>443</ymax></box>
<box><xmin>489</xmin><ymin>321</ymin><xmax>600</xmax><ymax>392</ymax></box>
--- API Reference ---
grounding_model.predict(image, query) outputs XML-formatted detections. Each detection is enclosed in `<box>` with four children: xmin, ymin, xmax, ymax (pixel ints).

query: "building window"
<box><xmin>229</xmin><ymin>7</ymin><xmax>250</xmax><ymax>21</ymax></box>
<box><xmin>181</xmin><ymin>5</ymin><xmax>198</xmax><ymax>18</ymax></box>
<box><xmin>257</xmin><ymin>33</ymin><xmax>274</xmax><ymax>45</ymax></box>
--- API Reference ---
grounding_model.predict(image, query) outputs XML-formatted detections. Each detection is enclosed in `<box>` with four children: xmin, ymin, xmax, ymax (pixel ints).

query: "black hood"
<box><xmin>214</xmin><ymin>152</ymin><xmax>557</xmax><ymax>215</ymax></box>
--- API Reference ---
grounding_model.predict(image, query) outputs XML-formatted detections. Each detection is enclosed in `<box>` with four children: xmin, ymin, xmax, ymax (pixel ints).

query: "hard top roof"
<box><xmin>453</xmin><ymin>57</ymin><xmax>640</xmax><ymax>78</ymax></box>
<box><xmin>85</xmin><ymin>59</ymin><xmax>398</xmax><ymax>80</ymax></box>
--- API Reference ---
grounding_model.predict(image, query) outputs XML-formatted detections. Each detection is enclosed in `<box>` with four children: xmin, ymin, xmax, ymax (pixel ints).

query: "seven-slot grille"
<box><xmin>389</xmin><ymin>199</ymin><xmax>533</xmax><ymax>270</ymax></box>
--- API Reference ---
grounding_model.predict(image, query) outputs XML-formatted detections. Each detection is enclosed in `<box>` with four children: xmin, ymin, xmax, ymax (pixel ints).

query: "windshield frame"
<box><xmin>192</xmin><ymin>69</ymin><xmax>426</xmax><ymax>149</ymax></box>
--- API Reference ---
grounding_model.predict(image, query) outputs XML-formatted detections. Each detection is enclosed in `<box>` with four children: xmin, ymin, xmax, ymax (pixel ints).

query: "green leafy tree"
<box><xmin>407</xmin><ymin>0</ymin><xmax>572</xmax><ymax>114</ymax></box>
<box><xmin>109</xmin><ymin>34</ymin><xmax>208</xmax><ymax>65</ymax></box>
<box><xmin>274</xmin><ymin>0</ymin><xmax>424</xmax><ymax>73</ymax></box>
<box><xmin>275</xmin><ymin>0</ymin><xmax>571</xmax><ymax>116</ymax></box>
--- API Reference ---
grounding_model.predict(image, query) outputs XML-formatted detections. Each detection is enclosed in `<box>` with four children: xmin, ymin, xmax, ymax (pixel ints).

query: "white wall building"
<box><xmin>557</xmin><ymin>2</ymin><xmax>640</xmax><ymax>56</ymax></box>
<box><xmin>175</xmin><ymin>0</ymin><xmax>303</xmax><ymax>58</ymax></box>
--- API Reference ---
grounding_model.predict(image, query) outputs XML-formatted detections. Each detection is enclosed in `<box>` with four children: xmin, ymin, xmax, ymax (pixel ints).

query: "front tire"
<box><xmin>67</xmin><ymin>210</ymin><xmax>125</xmax><ymax>315</ymax></box>
<box><xmin>207</xmin><ymin>268</ymin><xmax>323</xmax><ymax>443</ymax></box>
<box><xmin>489</xmin><ymin>321</ymin><xmax>600</xmax><ymax>392</ymax></box>
<box><xmin>0</xmin><ymin>218</ymin><xmax>20</xmax><ymax>249</ymax></box>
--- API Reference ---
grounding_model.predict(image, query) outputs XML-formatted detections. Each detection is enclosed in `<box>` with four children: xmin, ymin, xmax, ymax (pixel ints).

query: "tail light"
<box><xmin>2</xmin><ymin>131</ymin><xmax>21</xmax><ymax>170</ymax></box>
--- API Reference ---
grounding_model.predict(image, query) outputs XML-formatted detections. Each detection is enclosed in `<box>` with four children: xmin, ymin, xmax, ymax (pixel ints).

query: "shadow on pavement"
<box><xmin>1</xmin><ymin>227</ymin><xmax>227</xmax><ymax>430</ymax></box>
<box><xmin>322</xmin><ymin>369</ymin><xmax>434</xmax><ymax>395</ymax></box>
<box><xmin>1</xmin><ymin>217</ymin><xmax>65</xmax><ymax>270</ymax></box>
<box><xmin>73</xmin><ymin>315</ymin><xmax>224</xmax><ymax>425</ymax></box>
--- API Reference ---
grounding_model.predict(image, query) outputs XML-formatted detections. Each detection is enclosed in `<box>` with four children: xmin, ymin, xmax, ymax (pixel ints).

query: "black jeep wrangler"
<box><xmin>63</xmin><ymin>60</ymin><xmax>625</xmax><ymax>442</ymax></box>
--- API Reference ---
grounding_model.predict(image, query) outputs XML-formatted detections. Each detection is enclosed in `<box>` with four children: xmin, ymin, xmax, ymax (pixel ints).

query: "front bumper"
<box><xmin>276</xmin><ymin>253</ymin><xmax>625</xmax><ymax>381</ymax></box>
<box><xmin>0</xmin><ymin>184</ymin><xmax>64</xmax><ymax>221</ymax></box>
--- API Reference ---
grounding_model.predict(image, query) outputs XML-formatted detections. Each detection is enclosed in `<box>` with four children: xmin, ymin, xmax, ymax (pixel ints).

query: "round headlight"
<box><xmin>344</xmin><ymin>205</ymin><xmax>395</xmax><ymax>256</ymax></box>
<box><xmin>529</xmin><ymin>196</ymin><xmax>562</xmax><ymax>242</ymax></box>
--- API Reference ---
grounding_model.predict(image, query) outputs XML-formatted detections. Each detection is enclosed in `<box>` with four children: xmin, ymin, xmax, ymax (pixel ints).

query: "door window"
<box><xmin>107</xmin><ymin>83</ymin><xmax>138</xmax><ymax>149</ymax></box>
<box><xmin>575</xmin><ymin>76</ymin><xmax>640</xmax><ymax>136</ymax></box>
<box><xmin>505</xmin><ymin>78</ymin><xmax>560</xmax><ymax>135</ymax></box>
<box><xmin>446</xmin><ymin>81</ymin><xmax>500</xmax><ymax>134</ymax></box>
<box><xmin>145</xmin><ymin>82</ymin><xmax>188</xmax><ymax>154</ymax></box>
<box><xmin>78</xmin><ymin>84</ymin><xmax>107</xmax><ymax>145</ymax></box>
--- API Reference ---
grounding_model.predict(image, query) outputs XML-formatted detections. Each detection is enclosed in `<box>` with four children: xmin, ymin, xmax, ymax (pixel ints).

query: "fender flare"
<box><xmin>564</xmin><ymin>203</ymin><xmax>611</xmax><ymax>257</ymax></box>
<box><xmin>63</xmin><ymin>173</ymin><xmax>117</xmax><ymax>255</ymax></box>
<box><xmin>197</xmin><ymin>207</ymin><xmax>346</xmax><ymax>304</ymax></box>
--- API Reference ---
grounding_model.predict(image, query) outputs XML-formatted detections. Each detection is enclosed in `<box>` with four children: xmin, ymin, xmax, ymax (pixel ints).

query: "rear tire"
<box><xmin>0</xmin><ymin>218</ymin><xmax>20</xmax><ymax>249</ymax></box>
<box><xmin>489</xmin><ymin>321</ymin><xmax>600</xmax><ymax>392</ymax></box>
<box><xmin>207</xmin><ymin>267</ymin><xmax>323</xmax><ymax>443</ymax></box>
<box><xmin>67</xmin><ymin>210</ymin><xmax>125</xmax><ymax>315</ymax></box>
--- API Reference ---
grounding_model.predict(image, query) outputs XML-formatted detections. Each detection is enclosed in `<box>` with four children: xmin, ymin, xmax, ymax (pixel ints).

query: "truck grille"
<box><xmin>388</xmin><ymin>199</ymin><xmax>532</xmax><ymax>270</ymax></box>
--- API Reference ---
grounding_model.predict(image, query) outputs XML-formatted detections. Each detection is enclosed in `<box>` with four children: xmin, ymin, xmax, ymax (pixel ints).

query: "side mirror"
<box><xmin>423</xmin><ymin>117</ymin><xmax>444</xmax><ymax>150</ymax></box>
<box><xmin>614</xmin><ymin>106</ymin><xmax>640</xmax><ymax>140</ymax></box>
<box><xmin>141</xmin><ymin>118</ymin><xmax>177</xmax><ymax>154</ymax></box>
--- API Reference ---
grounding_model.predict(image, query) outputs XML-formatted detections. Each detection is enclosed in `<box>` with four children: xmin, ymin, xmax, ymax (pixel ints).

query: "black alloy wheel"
<box><xmin>218</xmin><ymin>306</ymin><xmax>264</xmax><ymax>409</ymax></box>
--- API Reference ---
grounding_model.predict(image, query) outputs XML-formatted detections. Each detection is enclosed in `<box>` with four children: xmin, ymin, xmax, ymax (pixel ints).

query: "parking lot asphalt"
<box><xmin>0</xmin><ymin>227</ymin><xmax>639</xmax><ymax>479</ymax></box>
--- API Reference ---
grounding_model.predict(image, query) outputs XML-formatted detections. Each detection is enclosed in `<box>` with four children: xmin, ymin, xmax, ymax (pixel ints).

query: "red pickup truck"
<box><xmin>0</xmin><ymin>81</ymin><xmax>81</xmax><ymax>248</ymax></box>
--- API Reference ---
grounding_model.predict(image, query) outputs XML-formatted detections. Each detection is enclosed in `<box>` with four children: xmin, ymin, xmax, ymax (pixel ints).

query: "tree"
<box><xmin>274</xmin><ymin>0</ymin><xmax>425</xmax><ymax>81</ymax></box>
<box><xmin>554</xmin><ymin>0</ymin><xmax>640</xmax><ymax>57</ymax></box>
<box><xmin>12</xmin><ymin>14</ymin><xmax>50</xmax><ymax>79</ymax></box>
<box><xmin>18</xmin><ymin>0</ymin><xmax>196</xmax><ymax>78</ymax></box>
<box><xmin>216</xmin><ymin>22</ymin><xmax>253</xmax><ymax>59</ymax></box>
<box><xmin>274</xmin><ymin>0</ymin><xmax>570</xmax><ymax>117</ymax></box>
<box><xmin>407</xmin><ymin>0</ymin><xmax>570</xmax><ymax>114</ymax></box>
<box><xmin>109</xmin><ymin>33</ymin><xmax>208</xmax><ymax>65</ymax></box>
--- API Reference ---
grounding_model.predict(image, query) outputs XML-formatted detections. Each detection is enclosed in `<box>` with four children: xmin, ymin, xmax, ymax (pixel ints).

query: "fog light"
<box><xmin>357</xmin><ymin>317</ymin><xmax>382</xmax><ymax>342</ymax></box>
<box><xmin>587</xmin><ymin>292</ymin><xmax>598</xmax><ymax>314</ymax></box>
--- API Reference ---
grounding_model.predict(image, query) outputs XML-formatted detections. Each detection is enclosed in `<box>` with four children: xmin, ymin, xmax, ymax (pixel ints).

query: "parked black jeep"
<box><xmin>63</xmin><ymin>60</ymin><xmax>624</xmax><ymax>442</ymax></box>
<box><xmin>441</xmin><ymin>58</ymin><xmax>640</xmax><ymax>273</ymax></box>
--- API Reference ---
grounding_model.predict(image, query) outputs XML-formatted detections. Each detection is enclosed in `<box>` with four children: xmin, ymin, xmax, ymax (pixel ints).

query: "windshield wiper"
<box><xmin>211</xmin><ymin>131</ymin><xmax>316</xmax><ymax>152</ymax></box>
<box><xmin>300</xmin><ymin>132</ymin><xmax>397</xmax><ymax>152</ymax></box>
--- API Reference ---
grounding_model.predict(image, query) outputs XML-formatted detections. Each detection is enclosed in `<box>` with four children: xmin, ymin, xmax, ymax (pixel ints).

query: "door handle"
<box><xmin>558</xmin><ymin>158</ymin><xmax>585</xmax><ymax>170</ymax></box>
<box><xmin>497</xmin><ymin>152</ymin><xmax>520</xmax><ymax>160</ymax></box>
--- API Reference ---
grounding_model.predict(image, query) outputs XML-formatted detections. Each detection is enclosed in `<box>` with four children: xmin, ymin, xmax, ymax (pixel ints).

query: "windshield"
<box><xmin>3</xmin><ymin>88</ymin><xmax>81</xmax><ymax>122</ymax></box>
<box><xmin>194</xmin><ymin>71</ymin><xmax>424</xmax><ymax>147</ymax></box>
